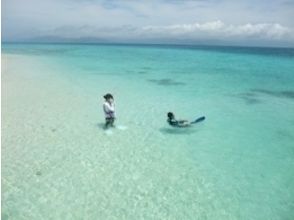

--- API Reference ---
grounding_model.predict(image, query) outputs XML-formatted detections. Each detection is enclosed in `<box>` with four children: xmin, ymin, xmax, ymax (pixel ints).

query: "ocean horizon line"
<box><xmin>3</xmin><ymin>41</ymin><xmax>294</xmax><ymax>59</ymax></box>
<box><xmin>2</xmin><ymin>40</ymin><xmax>294</xmax><ymax>50</ymax></box>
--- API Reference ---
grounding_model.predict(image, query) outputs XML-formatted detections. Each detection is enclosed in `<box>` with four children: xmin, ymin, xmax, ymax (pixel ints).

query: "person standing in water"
<box><xmin>103</xmin><ymin>93</ymin><xmax>116</xmax><ymax>128</ymax></box>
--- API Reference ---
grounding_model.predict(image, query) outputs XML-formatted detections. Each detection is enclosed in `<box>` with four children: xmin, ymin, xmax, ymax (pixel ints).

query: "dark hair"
<box><xmin>167</xmin><ymin>112</ymin><xmax>174</xmax><ymax>119</ymax></box>
<box><xmin>103</xmin><ymin>93</ymin><xmax>113</xmax><ymax>100</ymax></box>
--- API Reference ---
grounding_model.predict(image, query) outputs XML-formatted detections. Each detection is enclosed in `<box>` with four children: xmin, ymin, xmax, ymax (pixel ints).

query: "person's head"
<box><xmin>167</xmin><ymin>112</ymin><xmax>175</xmax><ymax>119</ymax></box>
<box><xmin>103</xmin><ymin>93</ymin><xmax>114</xmax><ymax>102</ymax></box>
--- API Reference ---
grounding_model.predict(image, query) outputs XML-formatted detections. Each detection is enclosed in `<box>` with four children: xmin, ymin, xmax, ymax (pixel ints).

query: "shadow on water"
<box><xmin>243</xmin><ymin>97</ymin><xmax>262</xmax><ymax>105</ymax></box>
<box><xmin>235</xmin><ymin>89</ymin><xmax>294</xmax><ymax>105</ymax></box>
<box><xmin>159</xmin><ymin>127</ymin><xmax>198</xmax><ymax>135</ymax></box>
<box><xmin>252</xmin><ymin>89</ymin><xmax>294</xmax><ymax>99</ymax></box>
<box><xmin>142</xmin><ymin>66</ymin><xmax>152</xmax><ymax>70</ymax></box>
<box><xmin>276</xmin><ymin>129</ymin><xmax>294</xmax><ymax>140</ymax></box>
<box><xmin>138</xmin><ymin>71</ymin><xmax>148</xmax><ymax>74</ymax></box>
<box><xmin>97</xmin><ymin>122</ymin><xmax>107</xmax><ymax>130</ymax></box>
<box><xmin>148</xmin><ymin>78</ymin><xmax>186</xmax><ymax>86</ymax></box>
<box><xmin>235</xmin><ymin>92</ymin><xmax>263</xmax><ymax>105</ymax></box>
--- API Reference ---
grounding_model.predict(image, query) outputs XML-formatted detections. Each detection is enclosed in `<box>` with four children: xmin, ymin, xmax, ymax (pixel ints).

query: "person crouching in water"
<box><xmin>103</xmin><ymin>93</ymin><xmax>116</xmax><ymax>128</ymax></box>
<box><xmin>167</xmin><ymin>112</ymin><xmax>190</xmax><ymax>127</ymax></box>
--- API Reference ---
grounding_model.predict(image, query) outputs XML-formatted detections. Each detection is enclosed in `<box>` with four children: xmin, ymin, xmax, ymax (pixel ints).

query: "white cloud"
<box><xmin>36</xmin><ymin>20</ymin><xmax>293</xmax><ymax>47</ymax></box>
<box><xmin>142</xmin><ymin>21</ymin><xmax>225</xmax><ymax>35</ymax></box>
<box><xmin>139</xmin><ymin>21</ymin><xmax>293</xmax><ymax>41</ymax></box>
<box><xmin>2</xmin><ymin>0</ymin><xmax>294</xmax><ymax>46</ymax></box>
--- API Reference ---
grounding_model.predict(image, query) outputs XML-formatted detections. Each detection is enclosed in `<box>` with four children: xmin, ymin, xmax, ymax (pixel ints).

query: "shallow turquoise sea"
<box><xmin>2</xmin><ymin>43</ymin><xmax>294</xmax><ymax>219</ymax></box>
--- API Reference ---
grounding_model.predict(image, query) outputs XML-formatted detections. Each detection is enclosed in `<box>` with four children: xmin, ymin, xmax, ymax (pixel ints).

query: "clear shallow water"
<box><xmin>2</xmin><ymin>43</ymin><xmax>294</xmax><ymax>220</ymax></box>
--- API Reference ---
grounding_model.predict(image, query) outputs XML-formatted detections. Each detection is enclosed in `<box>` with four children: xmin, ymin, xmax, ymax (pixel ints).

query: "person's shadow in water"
<box><xmin>97</xmin><ymin>122</ymin><xmax>107</xmax><ymax>130</ymax></box>
<box><xmin>159</xmin><ymin>127</ymin><xmax>198</xmax><ymax>135</ymax></box>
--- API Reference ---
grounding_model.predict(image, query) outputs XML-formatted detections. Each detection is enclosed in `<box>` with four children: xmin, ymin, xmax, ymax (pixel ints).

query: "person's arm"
<box><xmin>168</xmin><ymin>118</ymin><xmax>178</xmax><ymax>126</ymax></box>
<box><xmin>178</xmin><ymin>120</ymin><xmax>189</xmax><ymax>124</ymax></box>
<box><xmin>178</xmin><ymin>120</ymin><xmax>188</xmax><ymax>123</ymax></box>
<box><xmin>177</xmin><ymin>120</ymin><xmax>190</xmax><ymax>127</ymax></box>
<box><xmin>103</xmin><ymin>102</ymin><xmax>115</xmax><ymax>113</ymax></box>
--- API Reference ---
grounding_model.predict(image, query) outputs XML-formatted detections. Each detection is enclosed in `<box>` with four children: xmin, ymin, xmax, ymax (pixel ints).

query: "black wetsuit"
<box><xmin>167</xmin><ymin>118</ymin><xmax>180</xmax><ymax>127</ymax></box>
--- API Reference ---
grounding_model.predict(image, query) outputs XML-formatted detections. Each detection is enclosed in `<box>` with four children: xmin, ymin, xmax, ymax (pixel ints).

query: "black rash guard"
<box><xmin>167</xmin><ymin>118</ymin><xmax>179</xmax><ymax>126</ymax></box>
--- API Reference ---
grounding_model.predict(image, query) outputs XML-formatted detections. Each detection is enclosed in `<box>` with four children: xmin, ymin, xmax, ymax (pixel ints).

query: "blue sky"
<box><xmin>2</xmin><ymin>0</ymin><xmax>294</xmax><ymax>47</ymax></box>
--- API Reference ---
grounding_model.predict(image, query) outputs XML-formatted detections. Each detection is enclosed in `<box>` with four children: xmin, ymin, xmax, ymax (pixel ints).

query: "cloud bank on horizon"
<box><xmin>2</xmin><ymin>0</ymin><xmax>294</xmax><ymax>47</ymax></box>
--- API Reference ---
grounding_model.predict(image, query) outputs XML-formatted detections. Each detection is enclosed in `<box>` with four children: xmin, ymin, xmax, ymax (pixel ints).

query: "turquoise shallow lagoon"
<box><xmin>2</xmin><ymin>43</ymin><xmax>294</xmax><ymax>219</ymax></box>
